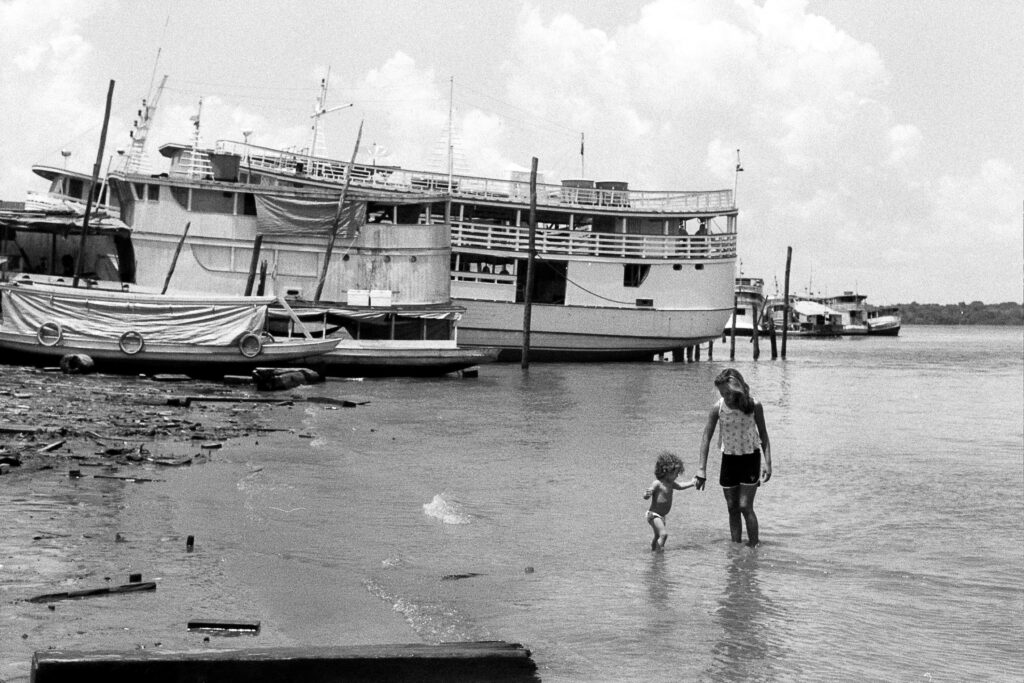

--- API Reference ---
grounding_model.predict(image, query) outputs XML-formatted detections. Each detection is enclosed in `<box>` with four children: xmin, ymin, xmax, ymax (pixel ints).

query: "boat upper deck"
<box><xmin>166</xmin><ymin>141</ymin><xmax>736</xmax><ymax>217</ymax></box>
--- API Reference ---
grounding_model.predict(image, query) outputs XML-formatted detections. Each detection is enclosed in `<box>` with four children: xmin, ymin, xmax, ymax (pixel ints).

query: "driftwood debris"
<box><xmin>28</xmin><ymin>581</ymin><xmax>156</xmax><ymax>604</ymax></box>
<box><xmin>187</xmin><ymin>619</ymin><xmax>261</xmax><ymax>634</ymax></box>
<box><xmin>32</xmin><ymin>642</ymin><xmax>540</xmax><ymax>682</ymax></box>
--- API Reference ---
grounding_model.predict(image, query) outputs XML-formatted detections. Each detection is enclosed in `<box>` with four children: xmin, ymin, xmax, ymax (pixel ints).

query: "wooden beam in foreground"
<box><xmin>32</xmin><ymin>641</ymin><xmax>540</xmax><ymax>682</ymax></box>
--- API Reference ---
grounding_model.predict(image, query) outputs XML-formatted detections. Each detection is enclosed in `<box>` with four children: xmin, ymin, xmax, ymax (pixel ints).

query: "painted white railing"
<box><xmin>216</xmin><ymin>141</ymin><xmax>736</xmax><ymax>214</ymax></box>
<box><xmin>451</xmin><ymin>222</ymin><xmax>735</xmax><ymax>260</ymax></box>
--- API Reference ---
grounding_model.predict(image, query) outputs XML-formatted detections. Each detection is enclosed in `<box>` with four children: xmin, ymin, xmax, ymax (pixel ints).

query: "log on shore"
<box><xmin>32</xmin><ymin>641</ymin><xmax>540</xmax><ymax>682</ymax></box>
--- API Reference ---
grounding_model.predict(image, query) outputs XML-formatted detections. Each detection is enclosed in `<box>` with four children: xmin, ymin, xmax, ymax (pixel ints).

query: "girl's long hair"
<box><xmin>714</xmin><ymin>368</ymin><xmax>755</xmax><ymax>414</ymax></box>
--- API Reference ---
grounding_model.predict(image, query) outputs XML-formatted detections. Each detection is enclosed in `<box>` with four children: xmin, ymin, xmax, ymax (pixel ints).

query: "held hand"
<box><xmin>694</xmin><ymin>474</ymin><xmax>706</xmax><ymax>491</ymax></box>
<box><xmin>643</xmin><ymin>488</ymin><xmax>653</xmax><ymax>499</ymax></box>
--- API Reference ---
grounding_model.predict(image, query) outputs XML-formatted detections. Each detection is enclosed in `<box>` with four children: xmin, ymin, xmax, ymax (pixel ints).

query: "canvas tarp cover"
<box><xmin>254</xmin><ymin>195</ymin><xmax>367</xmax><ymax>238</ymax></box>
<box><xmin>1</xmin><ymin>287</ymin><xmax>267</xmax><ymax>345</ymax></box>
<box><xmin>253</xmin><ymin>191</ymin><xmax>449</xmax><ymax>237</ymax></box>
<box><xmin>0</xmin><ymin>209</ymin><xmax>130</xmax><ymax>236</ymax></box>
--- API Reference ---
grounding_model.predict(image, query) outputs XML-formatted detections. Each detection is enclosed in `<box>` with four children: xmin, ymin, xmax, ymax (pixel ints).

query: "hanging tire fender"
<box><xmin>118</xmin><ymin>330</ymin><xmax>145</xmax><ymax>355</ymax></box>
<box><xmin>238</xmin><ymin>332</ymin><xmax>263</xmax><ymax>358</ymax></box>
<box><xmin>37</xmin><ymin>322</ymin><xmax>63</xmax><ymax>346</ymax></box>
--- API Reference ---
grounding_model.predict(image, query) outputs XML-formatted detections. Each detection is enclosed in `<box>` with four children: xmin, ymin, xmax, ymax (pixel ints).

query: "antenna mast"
<box><xmin>124</xmin><ymin>75</ymin><xmax>167</xmax><ymax>173</ymax></box>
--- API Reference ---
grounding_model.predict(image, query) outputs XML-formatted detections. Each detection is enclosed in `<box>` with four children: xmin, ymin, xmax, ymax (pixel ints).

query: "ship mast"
<box><xmin>123</xmin><ymin>75</ymin><xmax>167</xmax><ymax>173</ymax></box>
<box><xmin>307</xmin><ymin>68</ymin><xmax>353</xmax><ymax>172</ymax></box>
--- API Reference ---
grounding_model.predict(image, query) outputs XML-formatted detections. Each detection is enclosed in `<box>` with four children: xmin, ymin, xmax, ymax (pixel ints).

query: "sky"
<box><xmin>1</xmin><ymin>0</ymin><xmax>1020</xmax><ymax>305</ymax></box>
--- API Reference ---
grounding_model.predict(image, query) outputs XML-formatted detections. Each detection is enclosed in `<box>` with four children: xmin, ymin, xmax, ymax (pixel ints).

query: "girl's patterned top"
<box><xmin>717</xmin><ymin>397</ymin><xmax>760</xmax><ymax>455</ymax></box>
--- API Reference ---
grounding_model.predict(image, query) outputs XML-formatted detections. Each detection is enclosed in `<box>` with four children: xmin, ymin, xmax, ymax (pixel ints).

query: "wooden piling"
<box><xmin>729</xmin><ymin>292</ymin><xmax>738</xmax><ymax>360</ymax></box>
<box><xmin>244</xmin><ymin>235</ymin><xmax>264</xmax><ymax>296</ymax></box>
<box><xmin>314</xmin><ymin>121</ymin><xmax>364</xmax><ymax>303</ymax></box>
<box><xmin>161</xmin><ymin>221</ymin><xmax>191</xmax><ymax>294</ymax></box>
<box><xmin>782</xmin><ymin>246</ymin><xmax>792</xmax><ymax>359</ymax></box>
<box><xmin>751</xmin><ymin>296</ymin><xmax>761</xmax><ymax>360</ymax></box>
<box><xmin>707</xmin><ymin>340</ymin><xmax>714</xmax><ymax>360</ymax></box>
<box><xmin>520</xmin><ymin>157</ymin><xmax>538</xmax><ymax>369</ymax></box>
<box><xmin>73</xmin><ymin>79</ymin><xmax>115</xmax><ymax>289</ymax></box>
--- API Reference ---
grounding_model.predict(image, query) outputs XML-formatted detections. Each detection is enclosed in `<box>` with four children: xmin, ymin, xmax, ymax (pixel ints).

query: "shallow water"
<box><xmin>2</xmin><ymin>326</ymin><xmax>1022</xmax><ymax>681</ymax></box>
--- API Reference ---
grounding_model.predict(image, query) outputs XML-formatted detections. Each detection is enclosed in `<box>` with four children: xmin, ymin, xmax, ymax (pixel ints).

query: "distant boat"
<box><xmin>814</xmin><ymin>291</ymin><xmax>869</xmax><ymax>335</ymax></box>
<box><xmin>723</xmin><ymin>276</ymin><xmax>765</xmax><ymax>337</ymax></box>
<box><xmin>865</xmin><ymin>305</ymin><xmax>902</xmax><ymax>336</ymax></box>
<box><xmin>765</xmin><ymin>297</ymin><xmax>843</xmax><ymax>337</ymax></box>
<box><xmin>0</xmin><ymin>280</ymin><xmax>339</xmax><ymax>375</ymax></box>
<box><xmin>815</xmin><ymin>291</ymin><xmax>902</xmax><ymax>336</ymax></box>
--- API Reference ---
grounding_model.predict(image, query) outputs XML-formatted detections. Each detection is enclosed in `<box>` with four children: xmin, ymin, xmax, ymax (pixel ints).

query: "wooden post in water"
<box><xmin>161</xmin><ymin>222</ymin><xmax>191</xmax><ymax>294</ymax></box>
<box><xmin>768</xmin><ymin>314</ymin><xmax>778</xmax><ymax>359</ymax></box>
<box><xmin>781</xmin><ymin>246</ymin><xmax>792</xmax><ymax>359</ymax></box>
<box><xmin>752</xmin><ymin>294</ymin><xmax>761</xmax><ymax>360</ymax></box>
<box><xmin>73</xmin><ymin>79</ymin><xmax>115</xmax><ymax>289</ymax></box>
<box><xmin>708</xmin><ymin>339</ymin><xmax>714</xmax><ymax>360</ymax></box>
<box><xmin>314</xmin><ymin>120</ymin><xmax>363</xmax><ymax>303</ymax></box>
<box><xmin>521</xmin><ymin>157</ymin><xmax>538</xmax><ymax>369</ymax></box>
<box><xmin>244</xmin><ymin>235</ymin><xmax>263</xmax><ymax>295</ymax></box>
<box><xmin>729</xmin><ymin>292</ymin><xmax>738</xmax><ymax>360</ymax></box>
<box><xmin>257</xmin><ymin>260</ymin><xmax>267</xmax><ymax>296</ymax></box>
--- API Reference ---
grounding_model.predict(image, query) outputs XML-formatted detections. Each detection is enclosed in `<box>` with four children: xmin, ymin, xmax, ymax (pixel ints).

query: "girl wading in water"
<box><xmin>696</xmin><ymin>369</ymin><xmax>772</xmax><ymax>546</ymax></box>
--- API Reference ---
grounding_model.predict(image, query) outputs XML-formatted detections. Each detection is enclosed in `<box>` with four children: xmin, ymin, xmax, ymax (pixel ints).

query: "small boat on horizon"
<box><xmin>814</xmin><ymin>291</ymin><xmax>902</xmax><ymax>336</ymax></box>
<box><xmin>764</xmin><ymin>297</ymin><xmax>843</xmax><ymax>337</ymax></box>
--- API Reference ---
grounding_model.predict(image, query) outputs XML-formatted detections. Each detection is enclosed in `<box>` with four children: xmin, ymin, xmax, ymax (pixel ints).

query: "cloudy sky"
<box><xmin>1</xmin><ymin>0</ymin><xmax>1020</xmax><ymax>304</ymax></box>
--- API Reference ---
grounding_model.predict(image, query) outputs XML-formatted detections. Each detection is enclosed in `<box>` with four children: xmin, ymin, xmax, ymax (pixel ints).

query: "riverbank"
<box><xmin>0</xmin><ymin>367</ymin><xmax>420</xmax><ymax>682</ymax></box>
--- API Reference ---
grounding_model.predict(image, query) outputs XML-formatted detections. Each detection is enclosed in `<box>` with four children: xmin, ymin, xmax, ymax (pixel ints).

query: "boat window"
<box><xmin>190</xmin><ymin>189</ymin><xmax>235</xmax><ymax>214</ymax></box>
<box><xmin>623</xmin><ymin>263</ymin><xmax>650</xmax><ymax>288</ymax></box>
<box><xmin>68</xmin><ymin>178</ymin><xmax>84</xmax><ymax>200</ymax></box>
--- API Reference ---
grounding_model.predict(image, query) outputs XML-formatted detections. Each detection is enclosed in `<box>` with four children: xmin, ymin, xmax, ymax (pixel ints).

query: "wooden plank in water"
<box><xmin>28</xmin><ymin>581</ymin><xmax>156</xmax><ymax>604</ymax></box>
<box><xmin>32</xmin><ymin>642</ymin><xmax>540</xmax><ymax>682</ymax></box>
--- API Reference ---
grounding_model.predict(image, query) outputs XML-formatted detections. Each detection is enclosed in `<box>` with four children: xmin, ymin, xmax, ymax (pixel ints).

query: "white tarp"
<box><xmin>1</xmin><ymin>285</ymin><xmax>268</xmax><ymax>345</ymax></box>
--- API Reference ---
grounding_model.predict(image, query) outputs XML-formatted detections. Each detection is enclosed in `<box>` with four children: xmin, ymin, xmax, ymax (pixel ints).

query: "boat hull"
<box><xmin>292</xmin><ymin>342</ymin><xmax>499</xmax><ymax>377</ymax></box>
<box><xmin>454</xmin><ymin>299</ymin><xmax>731</xmax><ymax>361</ymax></box>
<box><xmin>0</xmin><ymin>332</ymin><xmax>339</xmax><ymax>376</ymax></box>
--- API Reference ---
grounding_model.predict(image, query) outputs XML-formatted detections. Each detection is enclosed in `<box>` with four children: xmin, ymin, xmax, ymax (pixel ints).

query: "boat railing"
<box><xmin>450</xmin><ymin>221</ymin><xmax>736</xmax><ymax>260</ymax></box>
<box><xmin>217</xmin><ymin>140</ymin><xmax>736</xmax><ymax>214</ymax></box>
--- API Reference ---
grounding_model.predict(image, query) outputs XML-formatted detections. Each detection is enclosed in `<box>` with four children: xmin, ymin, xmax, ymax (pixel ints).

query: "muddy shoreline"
<box><xmin>0</xmin><ymin>366</ymin><xmax>309</xmax><ymax>479</ymax></box>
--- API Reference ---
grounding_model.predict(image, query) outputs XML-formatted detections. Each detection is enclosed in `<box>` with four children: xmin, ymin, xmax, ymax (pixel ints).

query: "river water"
<box><xmin>2</xmin><ymin>325</ymin><xmax>1021</xmax><ymax>682</ymax></box>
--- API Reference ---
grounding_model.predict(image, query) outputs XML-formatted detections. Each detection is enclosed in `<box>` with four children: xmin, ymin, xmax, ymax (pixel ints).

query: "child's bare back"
<box><xmin>643</xmin><ymin>451</ymin><xmax>697</xmax><ymax>551</ymax></box>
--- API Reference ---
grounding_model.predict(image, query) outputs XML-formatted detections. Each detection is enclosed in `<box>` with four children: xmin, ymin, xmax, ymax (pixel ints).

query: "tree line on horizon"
<box><xmin>892</xmin><ymin>301</ymin><xmax>1023</xmax><ymax>325</ymax></box>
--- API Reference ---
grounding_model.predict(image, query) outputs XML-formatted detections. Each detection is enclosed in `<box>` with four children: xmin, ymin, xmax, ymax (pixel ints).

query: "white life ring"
<box><xmin>238</xmin><ymin>332</ymin><xmax>263</xmax><ymax>358</ymax></box>
<box><xmin>37</xmin><ymin>322</ymin><xmax>63</xmax><ymax>346</ymax></box>
<box><xmin>118</xmin><ymin>330</ymin><xmax>145</xmax><ymax>355</ymax></box>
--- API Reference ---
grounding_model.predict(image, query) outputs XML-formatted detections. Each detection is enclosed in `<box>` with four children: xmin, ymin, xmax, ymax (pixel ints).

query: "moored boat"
<box><xmin>765</xmin><ymin>297</ymin><xmax>843</xmax><ymax>337</ymax></box>
<box><xmin>24</xmin><ymin>82</ymin><xmax>737</xmax><ymax>362</ymax></box>
<box><xmin>723</xmin><ymin>276</ymin><xmax>765</xmax><ymax>337</ymax></box>
<box><xmin>0</xmin><ymin>280</ymin><xmax>339</xmax><ymax>375</ymax></box>
<box><xmin>866</xmin><ymin>305</ymin><xmax>901</xmax><ymax>336</ymax></box>
<box><xmin>815</xmin><ymin>291</ymin><xmax>869</xmax><ymax>335</ymax></box>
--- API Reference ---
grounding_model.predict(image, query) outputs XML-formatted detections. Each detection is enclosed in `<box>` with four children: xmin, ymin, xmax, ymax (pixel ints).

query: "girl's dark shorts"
<box><xmin>720</xmin><ymin>451</ymin><xmax>761</xmax><ymax>488</ymax></box>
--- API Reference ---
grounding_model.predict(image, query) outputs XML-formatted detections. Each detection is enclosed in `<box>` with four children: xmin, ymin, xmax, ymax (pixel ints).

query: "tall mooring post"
<box><xmin>521</xmin><ymin>157</ymin><xmax>538</xmax><ymax>369</ymax></box>
<box><xmin>781</xmin><ymin>246</ymin><xmax>792</xmax><ymax>359</ymax></box>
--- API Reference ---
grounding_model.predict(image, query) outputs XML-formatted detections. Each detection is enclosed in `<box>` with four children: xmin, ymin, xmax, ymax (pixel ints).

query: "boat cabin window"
<box><xmin>132</xmin><ymin>183</ymin><xmax>160</xmax><ymax>202</ymax></box>
<box><xmin>623</xmin><ymin>263</ymin><xmax>650</xmax><ymax>288</ymax></box>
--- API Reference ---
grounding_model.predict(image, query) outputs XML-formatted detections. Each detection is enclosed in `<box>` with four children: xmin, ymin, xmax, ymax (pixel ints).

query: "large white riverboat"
<box><xmin>165</xmin><ymin>138</ymin><xmax>738</xmax><ymax>361</ymax></box>
<box><xmin>22</xmin><ymin>88</ymin><xmax>736</xmax><ymax>362</ymax></box>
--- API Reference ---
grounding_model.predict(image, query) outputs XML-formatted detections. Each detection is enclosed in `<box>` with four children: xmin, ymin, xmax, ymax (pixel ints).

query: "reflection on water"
<box><xmin>706</xmin><ymin>548</ymin><xmax>785</xmax><ymax>683</ymax></box>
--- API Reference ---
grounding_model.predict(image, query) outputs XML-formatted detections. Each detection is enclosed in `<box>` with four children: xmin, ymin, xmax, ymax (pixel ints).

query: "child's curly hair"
<box><xmin>654</xmin><ymin>451</ymin><xmax>685</xmax><ymax>479</ymax></box>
